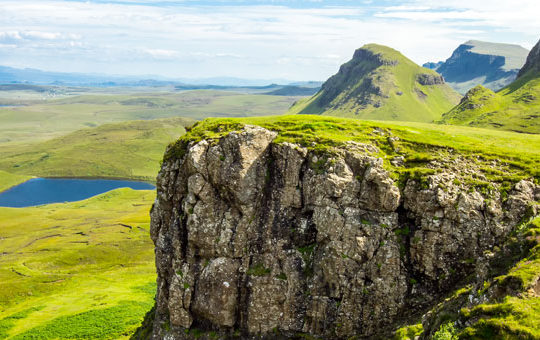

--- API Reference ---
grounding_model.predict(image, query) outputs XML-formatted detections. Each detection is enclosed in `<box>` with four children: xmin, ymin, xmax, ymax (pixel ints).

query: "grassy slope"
<box><xmin>168</xmin><ymin>115</ymin><xmax>540</xmax><ymax>184</ymax></box>
<box><xmin>289</xmin><ymin>44</ymin><xmax>461</xmax><ymax>122</ymax></box>
<box><xmin>0</xmin><ymin>117</ymin><xmax>195</xmax><ymax>181</ymax></box>
<box><xmin>0</xmin><ymin>188</ymin><xmax>155</xmax><ymax>339</ymax></box>
<box><xmin>440</xmin><ymin>72</ymin><xmax>540</xmax><ymax>133</ymax></box>
<box><xmin>0</xmin><ymin>171</ymin><xmax>32</xmax><ymax>193</ymax></box>
<box><xmin>0</xmin><ymin>90</ymin><xmax>299</xmax><ymax>145</ymax></box>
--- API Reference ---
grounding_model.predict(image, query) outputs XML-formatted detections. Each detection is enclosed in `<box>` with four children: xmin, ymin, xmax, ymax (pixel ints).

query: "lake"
<box><xmin>0</xmin><ymin>178</ymin><xmax>155</xmax><ymax>208</ymax></box>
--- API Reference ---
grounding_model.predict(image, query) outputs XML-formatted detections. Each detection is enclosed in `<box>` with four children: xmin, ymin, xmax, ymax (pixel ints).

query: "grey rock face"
<box><xmin>149</xmin><ymin>126</ymin><xmax>537</xmax><ymax>339</ymax></box>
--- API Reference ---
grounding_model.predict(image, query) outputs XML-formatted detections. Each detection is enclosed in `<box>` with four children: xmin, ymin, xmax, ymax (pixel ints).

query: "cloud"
<box><xmin>0</xmin><ymin>0</ymin><xmax>537</xmax><ymax>80</ymax></box>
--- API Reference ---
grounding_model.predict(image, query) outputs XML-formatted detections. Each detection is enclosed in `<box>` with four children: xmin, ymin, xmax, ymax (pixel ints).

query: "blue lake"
<box><xmin>0</xmin><ymin>178</ymin><xmax>155</xmax><ymax>208</ymax></box>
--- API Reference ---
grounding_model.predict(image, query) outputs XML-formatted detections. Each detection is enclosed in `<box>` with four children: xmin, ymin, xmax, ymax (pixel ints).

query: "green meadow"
<box><xmin>0</xmin><ymin>188</ymin><xmax>155</xmax><ymax>339</ymax></box>
<box><xmin>0</xmin><ymin>117</ymin><xmax>195</xmax><ymax>182</ymax></box>
<box><xmin>0</xmin><ymin>89</ymin><xmax>299</xmax><ymax>145</ymax></box>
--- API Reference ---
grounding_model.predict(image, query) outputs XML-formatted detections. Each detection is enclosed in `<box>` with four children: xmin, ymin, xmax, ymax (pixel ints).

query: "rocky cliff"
<box><xmin>517</xmin><ymin>39</ymin><xmax>540</xmax><ymax>78</ymax></box>
<box><xmin>425</xmin><ymin>40</ymin><xmax>529</xmax><ymax>94</ymax></box>
<box><xmin>145</xmin><ymin>117</ymin><xmax>539</xmax><ymax>339</ymax></box>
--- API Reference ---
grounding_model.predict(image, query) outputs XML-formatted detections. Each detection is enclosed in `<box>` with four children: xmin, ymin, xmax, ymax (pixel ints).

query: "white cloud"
<box><xmin>0</xmin><ymin>0</ymin><xmax>537</xmax><ymax>80</ymax></box>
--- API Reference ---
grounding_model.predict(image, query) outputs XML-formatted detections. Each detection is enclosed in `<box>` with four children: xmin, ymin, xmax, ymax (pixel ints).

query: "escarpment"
<box><xmin>148</xmin><ymin>124</ymin><xmax>538</xmax><ymax>339</ymax></box>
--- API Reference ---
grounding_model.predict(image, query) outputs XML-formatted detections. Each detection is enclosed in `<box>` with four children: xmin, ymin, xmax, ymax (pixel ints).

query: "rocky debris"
<box><xmin>149</xmin><ymin>126</ymin><xmax>538</xmax><ymax>339</ymax></box>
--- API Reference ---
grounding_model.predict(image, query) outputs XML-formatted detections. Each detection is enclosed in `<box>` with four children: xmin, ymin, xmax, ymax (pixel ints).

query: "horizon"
<box><xmin>0</xmin><ymin>0</ymin><xmax>539</xmax><ymax>81</ymax></box>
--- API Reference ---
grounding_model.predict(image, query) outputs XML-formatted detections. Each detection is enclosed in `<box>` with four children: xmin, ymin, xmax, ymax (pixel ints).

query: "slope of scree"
<box><xmin>135</xmin><ymin>116</ymin><xmax>539</xmax><ymax>340</ymax></box>
<box><xmin>439</xmin><ymin>38</ymin><xmax>540</xmax><ymax>134</ymax></box>
<box><xmin>289</xmin><ymin>44</ymin><xmax>460</xmax><ymax>123</ymax></box>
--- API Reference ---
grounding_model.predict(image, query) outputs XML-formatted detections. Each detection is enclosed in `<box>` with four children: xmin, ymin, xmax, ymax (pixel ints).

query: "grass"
<box><xmin>0</xmin><ymin>117</ymin><xmax>194</xmax><ymax>182</ymax></box>
<box><xmin>0</xmin><ymin>170</ymin><xmax>32</xmax><ymax>192</ymax></box>
<box><xmin>289</xmin><ymin>44</ymin><xmax>461</xmax><ymax>122</ymax></box>
<box><xmin>392</xmin><ymin>217</ymin><xmax>540</xmax><ymax>339</ymax></box>
<box><xmin>165</xmin><ymin>115</ymin><xmax>540</xmax><ymax>186</ymax></box>
<box><xmin>0</xmin><ymin>188</ymin><xmax>156</xmax><ymax>339</ymax></box>
<box><xmin>0</xmin><ymin>89</ymin><xmax>300</xmax><ymax>146</ymax></box>
<box><xmin>440</xmin><ymin>71</ymin><xmax>540</xmax><ymax>134</ymax></box>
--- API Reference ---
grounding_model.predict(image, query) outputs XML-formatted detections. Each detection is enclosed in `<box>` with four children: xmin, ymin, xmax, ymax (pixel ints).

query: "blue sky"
<box><xmin>0</xmin><ymin>0</ymin><xmax>539</xmax><ymax>81</ymax></box>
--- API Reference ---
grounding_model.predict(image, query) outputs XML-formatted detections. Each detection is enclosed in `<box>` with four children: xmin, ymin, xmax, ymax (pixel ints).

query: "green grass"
<box><xmin>440</xmin><ymin>72</ymin><xmax>540</xmax><ymax>134</ymax></box>
<box><xmin>166</xmin><ymin>115</ymin><xmax>540</xmax><ymax>186</ymax></box>
<box><xmin>0</xmin><ymin>117</ymin><xmax>195</xmax><ymax>181</ymax></box>
<box><xmin>0</xmin><ymin>89</ymin><xmax>300</xmax><ymax>146</ymax></box>
<box><xmin>393</xmin><ymin>323</ymin><xmax>423</xmax><ymax>340</ymax></box>
<box><xmin>392</xmin><ymin>217</ymin><xmax>540</xmax><ymax>339</ymax></box>
<box><xmin>0</xmin><ymin>170</ymin><xmax>32</xmax><ymax>192</ymax></box>
<box><xmin>289</xmin><ymin>44</ymin><xmax>461</xmax><ymax>122</ymax></box>
<box><xmin>0</xmin><ymin>188</ymin><xmax>156</xmax><ymax>339</ymax></box>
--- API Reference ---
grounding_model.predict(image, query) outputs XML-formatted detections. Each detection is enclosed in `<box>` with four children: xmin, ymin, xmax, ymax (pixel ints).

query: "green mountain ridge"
<box><xmin>440</xmin><ymin>38</ymin><xmax>540</xmax><ymax>134</ymax></box>
<box><xmin>289</xmin><ymin>44</ymin><xmax>461</xmax><ymax>122</ymax></box>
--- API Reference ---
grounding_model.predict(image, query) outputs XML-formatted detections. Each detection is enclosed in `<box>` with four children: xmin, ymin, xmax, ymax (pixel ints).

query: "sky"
<box><xmin>0</xmin><ymin>0</ymin><xmax>539</xmax><ymax>81</ymax></box>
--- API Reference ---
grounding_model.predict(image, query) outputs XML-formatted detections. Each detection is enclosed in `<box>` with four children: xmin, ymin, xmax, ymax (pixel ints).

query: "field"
<box><xmin>0</xmin><ymin>88</ymin><xmax>299</xmax><ymax>145</ymax></box>
<box><xmin>0</xmin><ymin>117</ymin><xmax>195</xmax><ymax>182</ymax></box>
<box><xmin>0</xmin><ymin>188</ymin><xmax>155</xmax><ymax>339</ymax></box>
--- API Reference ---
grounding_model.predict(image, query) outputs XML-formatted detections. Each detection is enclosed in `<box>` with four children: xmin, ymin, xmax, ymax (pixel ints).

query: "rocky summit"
<box><xmin>425</xmin><ymin>40</ymin><xmax>529</xmax><ymax>94</ymax></box>
<box><xmin>289</xmin><ymin>44</ymin><xmax>460</xmax><ymax>123</ymax></box>
<box><xmin>141</xmin><ymin>116</ymin><xmax>540</xmax><ymax>339</ymax></box>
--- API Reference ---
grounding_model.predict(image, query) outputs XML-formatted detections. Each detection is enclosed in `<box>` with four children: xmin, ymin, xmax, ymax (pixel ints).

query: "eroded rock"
<box><xmin>148</xmin><ymin>126</ymin><xmax>537</xmax><ymax>339</ymax></box>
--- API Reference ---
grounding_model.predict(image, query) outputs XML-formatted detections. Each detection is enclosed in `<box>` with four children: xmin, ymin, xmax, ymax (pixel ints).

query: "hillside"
<box><xmin>142</xmin><ymin>115</ymin><xmax>539</xmax><ymax>339</ymax></box>
<box><xmin>425</xmin><ymin>40</ymin><xmax>529</xmax><ymax>94</ymax></box>
<box><xmin>440</xmin><ymin>38</ymin><xmax>540</xmax><ymax>134</ymax></box>
<box><xmin>289</xmin><ymin>44</ymin><xmax>461</xmax><ymax>122</ymax></box>
<box><xmin>0</xmin><ymin>189</ymin><xmax>156</xmax><ymax>339</ymax></box>
<box><xmin>0</xmin><ymin>117</ymin><xmax>195</xmax><ymax>181</ymax></box>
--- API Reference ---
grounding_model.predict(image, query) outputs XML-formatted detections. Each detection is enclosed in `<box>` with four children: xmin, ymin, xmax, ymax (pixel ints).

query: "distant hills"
<box><xmin>0</xmin><ymin>65</ymin><xmax>321</xmax><ymax>95</ymax></box>
<box><xmin>440</xmin><ymin>38</ymin><xmax>540</xmax><ymax>134</ymax></box>
<box><xmin>289</xmin><ymin>44</ymin><xmax>460</xmax><ymax>122</ymax></box>
<box><xmin>424</xmin><ymin>40</ymin><xmax>529</xmax><ymax>94</ymax></box>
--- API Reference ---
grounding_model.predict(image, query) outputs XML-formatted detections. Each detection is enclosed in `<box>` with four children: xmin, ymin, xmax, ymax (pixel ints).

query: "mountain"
<box><xmin>0</xmin><ymin>65</ymin><xmax>314</xmax><ymax>88</ymax></box>
<box><xmin>289</xmin><ymin>44</ymin><xmax>461</xmax><ymax>122</ymax></box>
<box><xmin>439</xmin><ymin>38</ymin><xmax>540</xmax><ymax>134</ymax></box>
<box><xmin>424</xmin><ymin>40</ymin><xmax>529</xmax><ymax>94</ymax></box>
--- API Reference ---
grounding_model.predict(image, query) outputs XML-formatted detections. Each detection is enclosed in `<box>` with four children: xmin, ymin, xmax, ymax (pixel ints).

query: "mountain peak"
<box><xmin>288</xmin><ymin>44</ymin><xmax>460</xmax><ymax>122</ymax></box>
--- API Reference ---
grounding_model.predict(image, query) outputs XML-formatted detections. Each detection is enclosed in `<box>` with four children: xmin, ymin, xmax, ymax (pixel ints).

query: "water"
<box><xmin>0</xmin><ymin>178</ymin><xmax>155</xmax><ymax>208</ymax></box>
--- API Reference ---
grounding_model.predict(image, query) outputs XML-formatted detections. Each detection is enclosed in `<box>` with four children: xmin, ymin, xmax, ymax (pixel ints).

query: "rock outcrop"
<box><xmin>425</xmin><ymin>40</ymin><xmax>529</xmax><ymax>94</ymax></box>
<box><xmin>517</xmin><ymin>38</ymin><xmax>540</xmax><ymax>78</ymax></box>
<box><xmin>148</xmin><ymin>126</ymin><xmax>537</xmax><ymax>339</ymax></box>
